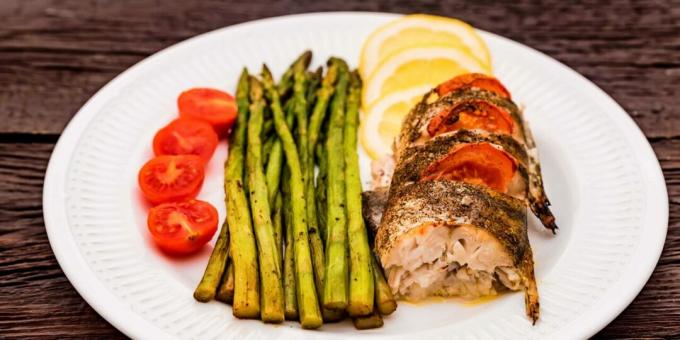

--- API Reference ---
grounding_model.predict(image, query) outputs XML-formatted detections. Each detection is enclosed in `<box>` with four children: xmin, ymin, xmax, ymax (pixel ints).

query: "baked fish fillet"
<box><xmin>374</xmin><ymin>180</ymin><xmax>539</xmax><ymax>323</ymax></box>
<box><xmin>395</xmin><ymin>85</ymin><xmax>557</xmax><ymax>232</ymax></box>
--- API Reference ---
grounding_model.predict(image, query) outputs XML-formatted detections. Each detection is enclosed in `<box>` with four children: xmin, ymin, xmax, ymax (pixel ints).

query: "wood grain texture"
<box><xmin>0</xmin><ymin>0</ymin><xmax>677</xmax><ymax>338</ymax></box>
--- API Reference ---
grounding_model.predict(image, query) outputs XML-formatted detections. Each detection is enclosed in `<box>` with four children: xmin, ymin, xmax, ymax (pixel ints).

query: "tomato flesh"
<box><xmin>178</xmin><ymin>88</ymin><xmax>237</xmax><ymax>136</ymax></box>
<box><xmin>436</xmin><ymin>73</ymin><xmax>511</xmax><ymax>99</ymax></box>
<box><xmin>421</xmin><ymin>143</ymin><xmax>516</xmax><ymax>193</ymax></box>
<box><xmin>427</xmin><ymin>100</ymin><xmax>514</xmax><ymax>137</ymax></box>
<box><xmin>153</xmin><ymin>118</ymin><xmax>218</xmax><ymax>164</ymax></box>
<box><xmin>147</xmin><ymin>199</ymin><xmax>218</xmax><ymax>255</ymax></box>
<box><xmin>138</xmin><ymin>155</ymin><xmax>205</xmax><ymax>204</ymax></box>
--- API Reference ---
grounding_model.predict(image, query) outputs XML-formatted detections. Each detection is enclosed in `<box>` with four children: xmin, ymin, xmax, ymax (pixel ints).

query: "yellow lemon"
<box><xmin>362</xmin><ymin>46</ymin><xmax>488</xmax><ymax>109</ymax></box>
<box><xmin>359</xmin><ymin>14</ymin><xmax>492</xmax><ymax>78</ymax></box>
<box><xmin>360</xmin><ymin>86</ymin><xmax>432</xmax><ymax>159</ymax></box>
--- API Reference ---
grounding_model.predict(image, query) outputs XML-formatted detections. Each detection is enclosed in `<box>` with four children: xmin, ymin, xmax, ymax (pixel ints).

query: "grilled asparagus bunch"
<box><xmin>192</xmin><ymin>51</ymin><xmax>396</xmax><ymax>330</ymax></box>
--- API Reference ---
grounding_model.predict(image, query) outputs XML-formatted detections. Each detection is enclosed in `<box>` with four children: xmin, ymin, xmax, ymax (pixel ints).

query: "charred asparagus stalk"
<box><xmin>323</xmin><ymin>58</ymin><xmax>350</xmax><ymax>311</ymax></box>
<box><xmin>315</xmin><ymin>144</ymin><xmax>328</xmax><ymax>243</ymax></box>
<box><xmin>372</xmin><ymin>255</ymin><xmax>397</xmax><ymax>315</ymax></box>
<box><xmin>352</xmin><ymin>309</ymin><xmax>384</xmax><ymax>330</ymax></box>
<box><xmin>215</xmin><ymin>259</ymin><xmax>235</xmax><ymax>304</ymax></box>
<box><xmin>292</xmin><ymin>57</ymin><xmax>327</xmax><ymax>304</ymax></box>
<box><xmin>277</xmin><ymin>50</ymin><xmax>312</xmax><ymax>99</ymax></box>
<box><xmin>262</xmin><ymin>65</ymin><xmax>323</xmax><ymax>329</ymax></box>
<box><xmin>345</xmin><ymin>70</ymin><xmax>374</xmax><ymax>317</ymax></box>
<box><xmin>248</xmin><ymin>76</ymin><xmax>284</xmax><ymax>323</ymax></box>
<box><xmin>265</xmin><ymin>90</ymin><xmax>299</xmax><ymax>207</ymax></box>
<box><xmin>282</xmin><ymin>170</ymin><xmax>298</xmax><ymax>320</ymax></box>
<box><xmin>225</xmin><ymin>69</ymin><xmax>260</xmax><ymax>319</ymax></box>
<box><xmin>193</xmin><ymin>219</ymin><xmax>231</xmax><ymax>302</ymax></box>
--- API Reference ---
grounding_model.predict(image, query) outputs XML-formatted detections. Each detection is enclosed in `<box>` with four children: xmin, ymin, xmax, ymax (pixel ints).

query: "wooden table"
<box><xmin>0</xmin><ymin>1</ymin><xmax>678</xmax><ymax>338</ymax></box>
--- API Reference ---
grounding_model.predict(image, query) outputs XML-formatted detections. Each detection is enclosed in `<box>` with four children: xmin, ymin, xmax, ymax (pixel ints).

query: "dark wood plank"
<box><xmin>0</xmin><ymin>0</ymin><xmax>678</xmax><ymax>338</ymax></box>
<box><xmin>0</xmin><ymin>0</ymin><xmax>678</xmax><ymax>136</ymax></box>
<box><xmin>595</xmin><ymin>138</ymin><xmax>680</xmax><ymax>338</ymax></box>
<box><xmin>0</xmin><ymin>143</ymin><xmax>124</xmax><ymax>338</ymax></box>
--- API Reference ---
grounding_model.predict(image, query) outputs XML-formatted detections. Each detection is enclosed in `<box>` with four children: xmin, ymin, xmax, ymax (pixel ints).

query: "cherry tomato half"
<box><xmin>138</xmin><ymin>155</ymin><xmax>205</xmax><ymax>204</ymax></box>
<box><xmin>147</xmin><ymin>199</ymin><xmax>218</xmax><ymax>255</ymax></box>
<box><xmin>153</xmin><ymin>118</ymin><xmax>218</xmax><ymax>164</ymax></box>
<box><xmin>178</xmin><ymin>88</ymin><xmax>238</xmax><ymax>136</ymax></box>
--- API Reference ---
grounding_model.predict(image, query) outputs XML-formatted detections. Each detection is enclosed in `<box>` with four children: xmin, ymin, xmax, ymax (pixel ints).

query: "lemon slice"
<box><xmin>360</xmin><ymin>14</ymin><xmax>492</xmax><ymax>78</ymax></box>
<box><xmin>361</xmin><ymin>86</ymin><xmax>432</xmax><ymax>159</ymax></box>
<box><xmin>362</xmin><ymin>46</ymin><xmax>488</xmax><ymax>109</ymax></box>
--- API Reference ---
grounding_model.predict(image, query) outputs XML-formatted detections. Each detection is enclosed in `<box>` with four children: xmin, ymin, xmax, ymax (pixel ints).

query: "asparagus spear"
<box><xmin>281</xmin><ymin>171</ymin><xmax>298</xmax><ymax>320</ymax></box>
<box><xmin>247</xmin><ymin>76</ymin><xmax>285</xmax><ymax>323</ymax></box>
<box><xmin>308</xmin><ymin>62</ymin><xmax>338</xmax><ymax>248</ymax></box>
<box><xmin>315</xmin><ymin>144</ymin><xmax>328</xmax><ymax>243</ymax></box>
<box><xmin>262</xmin><ymin>135</ymin><xmax>275</xmax><ymax>166</ymax></box>
<box><xmin>262</xmin><ymin>65</ymin><xmax>323</xmax><ymax>329</ymax></box>
<box><xmin>345</xmin><ymin>70</ymin><xmax>374</xmax><ymax>317</ymax></box>
<box><xmin>306</xmin><ymin>67</ymin><xmax>323</xmax><ymax>112</ymax></box>
<box><xmin>372</xmin><ymin>255</ymin><xmax>397</xmax><ymax>315</ymax></box>
<box><xmin>265</xmin><ymin>95</ymin><xmax>298</xmax><ymax>207</ymax></box>
<box><xmin>323</xmin><ymin>58</ymin><xmax>350</xmax><ymax>311</ymax></box>
<box><xmin>294</xmin><ymin>60</ymin><xmax>346</xmax><ymax>323</ymax></box>
<box><xmin>352</xmin><ymin>309</ymin><xmax>384</xmax><ymax>330</ymax></box>
<box><xmin>277</xmin><ymin>50</ymin><xmax>312</xmax><ymax>99</ymax></box>
<box><xmin>225</xmin><ymin>69</ymin><xmax>260</xmax><ymax>319</ymax></box>
<box><xmin>193</xmin><ymin>220</ymin><xmax>231</xmax><ymax>302</ymax></box>
<box><xmin>292</xmin><ymin>59</ymin><xmax>324</xmax><ymax>291</ymax></box>
<box><xmin>215</xmin><ymin>259</ymin><xmax>235</xmax><ymax>304</ymax></box>
<box><xmin>272</xmin><ymin>192</ymin><xmax>283</xmax><ymax>255</ymax></box>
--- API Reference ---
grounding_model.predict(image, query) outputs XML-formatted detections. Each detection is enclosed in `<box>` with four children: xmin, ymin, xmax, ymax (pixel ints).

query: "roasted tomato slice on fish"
<box><xmin>436</xmin><ymin>73</ymin><xmax>511</xmax><ymax>99</ymax></box>
<box><xmin>421</xmin><ymin>143</ymin><xmax>516</xmax><ymax>193</ymax></box>
<box><xmin>427</xmin><ymin>99</ymin><xmax>514</xmax><ymax>137</ymax></box>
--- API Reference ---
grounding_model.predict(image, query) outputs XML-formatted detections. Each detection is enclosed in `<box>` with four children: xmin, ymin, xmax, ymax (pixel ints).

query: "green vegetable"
<box><xmin>282</xmin><ymin>172</ymin><xmax>298</xmax><ymax>320</ymax></box>
<box><xmin>372</xmin><ymin>255</ymin><xmax>397</xmax><ymax>315</ymax></box>
<box><xmin>345</xmin><ymin>70</ymin><xmax>374</xmax><ymax>317</ymax></box>
<box><xmin>247</xmin><ymin>76</ymin><xmax>284</xmax><ymax>323</ymax></box>
<box><xmin>193</xmin><ymin>219</ymin><xmax>230</xmax><ymax>302</ymax></box>
<box><xmin>315</xmin><ymin>144</ymin><xmax>328</xmax><ymax>243</ymax></box>
<box><xmin>225</xmin><ymin>69</ymin><xmax>260</xmax><ymax>319</ymax></box>
<box><xmin>352</xmin><ymin>309</ymin><xmax>384</xmax><ymax>330</ymax></box>
<box><xmin>215</xmin><ymin>259</ymin><xmax>235</xmax><ymax>304</ymax></box>
<box><xmin>277</xmin><ymin>50</ymin><xmax>312</xmax><ymax>99</ymax></box>
<box><xmin>262</xmin><ymin>65</ymin><xmax>323</xmax><ymax>329</ymax></box>
<box><xmin>323</xmin><ymin>58</ymin><xmax>350</xmax><ymax>311</ymax></box>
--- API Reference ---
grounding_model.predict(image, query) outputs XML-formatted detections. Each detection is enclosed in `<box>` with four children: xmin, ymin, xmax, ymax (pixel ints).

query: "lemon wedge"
<box><xmin>360</xmin><ymin>14</ymin><xmax>492</xmax><ymax>78</ymax></box>
<box><xmin>362</xmin><ymin>46</ymin><xmax>488</xmax><ymax>109</ymax></box>
<box><xmin>361</xmin><ymin>86</ymin><xmax>432</xmax><ymax>159</ymax></box>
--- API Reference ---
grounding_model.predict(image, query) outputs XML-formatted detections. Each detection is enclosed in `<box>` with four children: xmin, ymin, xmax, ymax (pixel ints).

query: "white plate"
<box><xmin>43</xmin><ymin>12</ymin><xmax>668</xmax><ymax>340</ymax></box>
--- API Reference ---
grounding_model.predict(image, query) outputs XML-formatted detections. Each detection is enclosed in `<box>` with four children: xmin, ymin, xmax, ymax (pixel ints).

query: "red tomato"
<box><xmin>436</xmin><ymin>73</ymin><xmax>511</xmax><ymax>99</ymax></box>
<box><xmin>421</xmin><ymin>143</ymin><xmax>516</xmax><ymax>193</ymax></box>
<box><xmin>147</xmin><ymin>199</ymin><xmax>218</xmax><ymax>255</ymax></box>
<box><xmin>138</xmin><ymin>155</ymin><xmax>205</xmax><ymax>204</ymax></box>
<box><xmin>178</xmin><ymin>88</ymin><xmax>238</xmax><ymax>136</ymax></box>
<box><xmin>427</xmin><ymin>100</ymin><xmax>514</xmax><ymax>137</ymax></box>
<box><xmin>152</xmin><ymin>118</ymin><xmax>218</xmax><ymax>164</ymax></box>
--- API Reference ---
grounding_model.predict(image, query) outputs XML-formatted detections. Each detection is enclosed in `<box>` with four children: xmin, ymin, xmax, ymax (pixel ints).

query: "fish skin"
<box><xmin>521</xmin><ymin>117</ymin><xmax>558</xmax><ymax>233</ymax></box>
<box><xmin>396</xmin><ymin>89</ymin><xmax>526</xmax><ymax>160</ymax></box>
<box><xmin>376</xmin><ymin>180</ymin><xmax>528</xmax><ymax>266</ymax></box>
<box><xmin>392</xmin><ymin>129</ymin><xmax>530</xmax><ymax>191</ymax></box>
<box><xmin>395</xmin><ymin>87</ymin><xmax>557</xmax><ymax>233</ymax></box>
<box><xmin>361</xmin><ymin>187</ymin><xmax>389</xmax><ymax>240</ymax></box>
<box><xmin>375</xmin><ymin>180</ymin><xmax>539</xmax><ymax>322</ymax></box>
